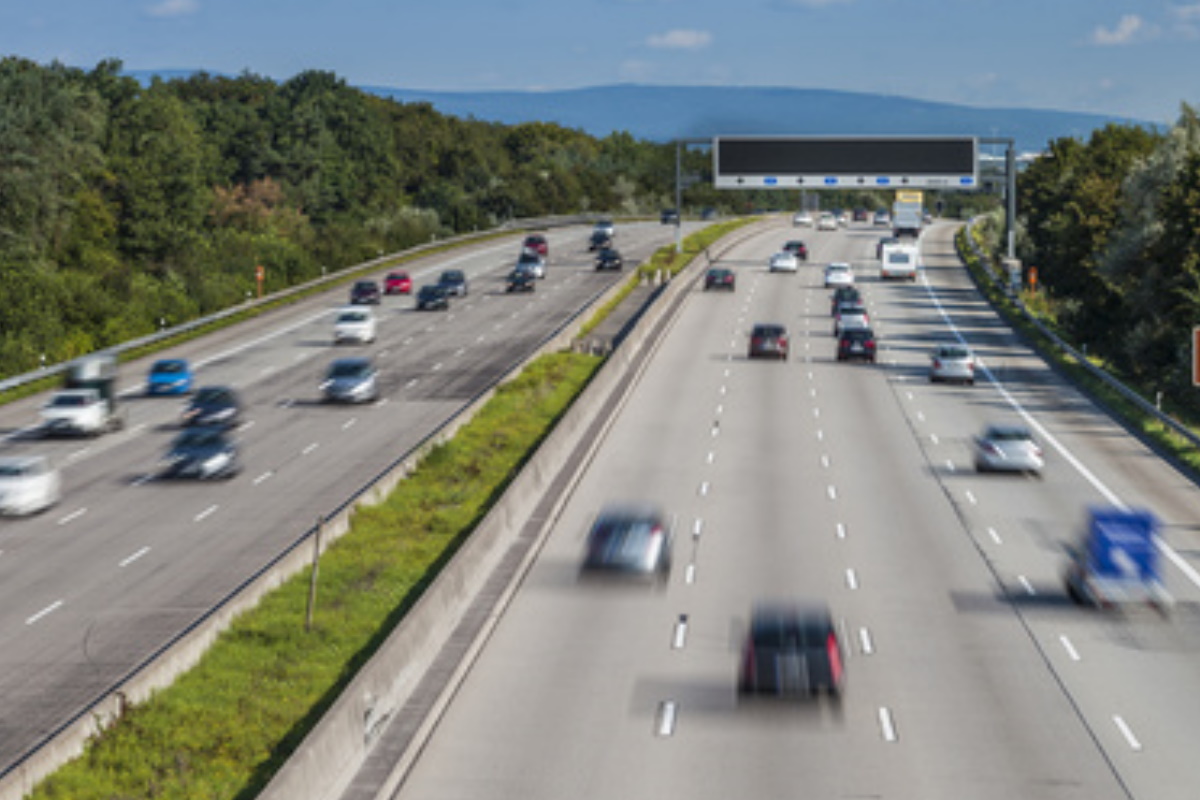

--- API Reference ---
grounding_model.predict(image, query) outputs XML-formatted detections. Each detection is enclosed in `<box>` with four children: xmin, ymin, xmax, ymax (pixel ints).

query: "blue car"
<box><xmin>146</xmin><ymin>359</ymin><xmax>194</xmax><ymax>396</ymax></box>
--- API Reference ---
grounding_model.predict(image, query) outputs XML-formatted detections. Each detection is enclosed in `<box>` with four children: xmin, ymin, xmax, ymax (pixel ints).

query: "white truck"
<box><xmin>880</xmin><ymin>242</ymin><xmax>920</xmax><ymax>281</ymax></box>
<box><xmin>40</xmin><ymin>355</ymin><xmax>125</xmax><ymax>436</ymax></box>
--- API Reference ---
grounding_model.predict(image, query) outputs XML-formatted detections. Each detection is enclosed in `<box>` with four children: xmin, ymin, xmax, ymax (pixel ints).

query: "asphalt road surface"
<box><xmin>0</xmin><ymin>221</ymin><xmax>688</xmax><ymax>775</ymax></box>
<box><xmin>389</xmin><ymin>220</ymin><xmax>1200</xmax><ymax>800</ymax></box>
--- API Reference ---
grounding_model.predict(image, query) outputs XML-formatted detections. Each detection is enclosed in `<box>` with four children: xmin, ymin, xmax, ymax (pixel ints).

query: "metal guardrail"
<box><xmin>0</xmin><ymin>215</ymin><xmax>599</xmax><ymax>395</ymax></box>
<box><xmin>961</xmin><ymin>219</ymin><xmax>1200</xmax><ymax>450</ymax></box>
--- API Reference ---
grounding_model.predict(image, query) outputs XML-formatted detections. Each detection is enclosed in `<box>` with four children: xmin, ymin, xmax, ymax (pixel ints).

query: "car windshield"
<box><xmin>175</xmin><ymin>428</ymin><xmax>225</xmax><ymax>448</ymax></box>
<box><xmin>50</xmin><ymin>394</ymin><xmax>89</xmax><ymax>407</ymax></box>
<box><xmin>420</xmin><ymin>286</ymin><xmax>442</xmax><ymax>297</ymax></box>
<box><xmin>0</xmin><ymin>462</ymin><xmax>35</xmax><ymax>478</ymax></box>
<box><xmin>153</xmin><ymin>361</ymin><xmax>186</xmax><ymax>374</ymax></box>
<box><xmin>938</xmin><ymin>346</ymin><xmax>971</xmax><ymax>358</ymax></box>
<box><xmin>440</xmin><ymin>272</ymin><xmax>463</xmax><ymax>283</ymax></box>
<box><xmin>753</xmin><ymin>326</ymin><xmax>785</xmax><ymax>338</ymax></box>
<box><xmin>338</xmin><ymin>311</ymin><xmax>369</xmax><ymax>323</ymax></box>
<box><xmin>194</xmin><ymin>388</ymin><xmax>232</xmax><ymax>404</ymax></box>
<box><xmin>329</xmin><ymin>361</ymin><xmax>370</xmax><ymax>379</ymax></box>
<box><xmin>751</xmin><ymin>614</ymin><xmax>829</xmax><ymax>648</ymax></box>
<box><xmin>354</xmin><ymin>282</ymin><xmax>375</xmax><ymax>290</ymax></box>
<box><xmin>987</xmin><ymin>427</ymin><xmax>1032</xmax><ymax>442</ymax></box>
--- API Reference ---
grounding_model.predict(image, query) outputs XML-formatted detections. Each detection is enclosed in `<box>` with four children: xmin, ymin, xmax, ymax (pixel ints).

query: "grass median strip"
<box><xmin>30</xmin><ymin>352</ymin><xmax>601</xmax><ymax>800</ymax></box>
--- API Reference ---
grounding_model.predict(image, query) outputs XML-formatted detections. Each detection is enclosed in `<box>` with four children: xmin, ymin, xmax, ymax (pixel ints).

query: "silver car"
<box><xmin>929</xmin><ymin>343</ymin><xmax>976</xmax><ymax>384</ymax></box>
<box><xmin>974</xmin><ymin>424</ymin><xmax>1044</xmax><ymax>474</ymax></box>
<box><xmin>0</xmin><ymin>455</ymin><xmax>61</xmax><ymax>515</ymax></box>
<box><xmin>321</xmin><ymin>358</ymin><xmax>379</xmax><ymax>403</ymax></box>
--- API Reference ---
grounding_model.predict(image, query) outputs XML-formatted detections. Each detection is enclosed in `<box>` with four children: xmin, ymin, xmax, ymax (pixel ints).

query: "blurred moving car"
<box><xmin>40</xmin><ymin>389</ymin><xmax>109</xmax><ymax>436</ymax></box>
<box><xmin>817</xmin><ymin>212</ymin><xmax>838</xmax><ymax>231</ymax></box>
<box><xmin>593</xmin><ymin>219</ymin><xmax>616</xmax><ymax>238</ymax></box>
<box><xmin>823</xmin><ymin>262</ymin><xmax>854</xmax><ymax>287</ymax></box>
<box><xmin>738</xmin><ymin>602</ymin><xmax>845</xmax><ymax>700</ymax></box>
<box><xmin>929</xmin><ymin>343</ymin><xmax>976</xmax><ymax>384</ymax></box>
<box><xmin>660</xmin><ymin>208</ymin><xmax>680</xmax><ymax>225</ymax></box>
<box><xmin>0</xmin><ymin>455</ymin><xmax>61</xmax><ymax>515</ymax></box>
<box><xmin>769</xmin><ymin>251</ymin><xmax>799</xmax><ymax>272</ymax></box>
<box><xmin>522</xmin><ymin>233</ymin><xmax>549</xmax><ymax>256</ymax></box>
<box><xmin>182</xmin><ymin>385</ymin><xmax>242</xmax><ymax>428</ymax></box>
<box><xmin>704</xmin><ymin>267</ymin><xmax>736</xmax><ymax>291</ymax></box>
<box><xmin>146</xmin><ymin>359</ymin><xmax>194</xmax><ymax>396</ymax></box>
<box><xmin>516</xmin><ymin>249</ymin><xmax>546</xmax><ymax>278</ymax></box>
<box><xmin>321</xmin><ymin>357</ymin><xmax>379</xmax><ymax>404</ymax></box>
<box><xmin>749</xmin><ymin>323</ymin><xmax>789</xmax><ymax>360</ymax></box>
<box><xmin>595</xmin><ymin>247</ymin><xmax>624</xmax><ymax>271</ymax></box>
<box><xmin>506</xmin><ymin>268</ymin><xmax>536</xmax><ymax>293</ymax></box>
<box><xmin>793</xmin><ymin>211</ymin><xmax>814</xmax><ymax>227</ymax></box>
<box><xmin>159</xmin><ymin>426</ymin><xmax>241</xmax><ymax>480</ymax></box>
<box><xmin>782</xmin><ymin>240</ymin><xmax>808</xmax><ymax>261</ymax></box>
<box><xmin>836</xmin><ymin>327</ymin><xmax>876</xmax><ymax>362</ymax></box>
<box><xmin>349</xmin><ymin>280</ymin><xmax>381</xmax><ymax>305</ymax></box>
<box><xmin>384</xmin><ymin>271</ymin><xmax>412</xmax><ymax>295</ymax></box>
<box><xmin>588</xmin><ymin>229</ymin><xmax>612</xmax><ymax>251</ymax></box>
<box><xmin>416</xmin><ymin>284</ymin><xmax>449</xmax><ymax>310</ymax></box>
<box><xmin>437</xmin><ymin>269</ymin><xmax>468</xmax><ymax>297</ymax></box>
<box><xmin>333</xmin><ymin>307</ymin><xmax>377</xmax><ymax>344</ymax></box>
<box><xmin>974</xmin><ymin>424</ymin><xmax>1044</xmax><ymax>474</ymax></box>
<box><xmin>581</xmin><ymin>504</ymin><xmax>672</xmax><ymax>582</ymax></box>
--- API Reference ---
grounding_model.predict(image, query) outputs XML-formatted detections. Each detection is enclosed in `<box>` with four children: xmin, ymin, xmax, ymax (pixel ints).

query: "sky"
<box><xmin>1</xmin><ymin>0</ymin><xmax>1196</xmax><ymax>125</ymax></box>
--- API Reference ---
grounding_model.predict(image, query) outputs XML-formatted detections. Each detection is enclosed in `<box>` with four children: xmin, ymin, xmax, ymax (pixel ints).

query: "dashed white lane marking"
<box><xmin>813</xmin><ymin>407</ymin><xmax>820</xmax><ymax>418</ymax></box>
<box><xmin>827</xmin><ymin>485</ymin><xmax>837</xmax><ymax>500</ymax></box>
<box><xmin>58</xmin><ymin>508</ymin><xmax>87</xmax><ymax>526</ymax></box>
<box><xmin>699</xmin><ymin>481</ymin><xmax>710</xmax><ymax>497</ymax></box>
<box><xmin>931</xmin><ymin>434</ymin><xmax>940</xmax><ymax>445</ymax></box>
<box><xmin>845</xmin><ymin>568</ymin><xmax>858</xmax><ymax>590</ymax></box>
<box><xmin>194</xmin><ymin>505</ymin><xmax>218</xmax><ymax>523</ymax></box>
<box><xmin>965</xmin><ymin>490</ymin><xmax>977</xmax><ymax>504</ymax></box>
<box><xmin>719</xmin><ymin>385</ymin><xmax>727</xmax><ymax>395</ymax></box>
<box><xmin>432</xmin><ymin>362</ymin><xmax>443</xmax><ymax>372</ymax></box>
<box><xmin>454</xmin><ymin>348</ymin><xmax>465</xmax><ymax>357</ymax></box>
<box><xmin>1059</xmin><ymin>635</ymin><xmax>1081</xmax><ymax>661</ymax></box>
<box><xmin>120</xmin><ymin>547</ymin><xmax>151</xmax><ymax>567</ymax></box>
<box><xmin>905</xmin><ymin>391</ymin><xmax>914</xmax><ymax>401</ymax></box>
<box><xmin>406</xmin><ymin>379</ymin><xmax>419</xmax><ymax>388</ymax></box>
<box><xmin>1018</xmin><ymin>575</ymin><xmax>1036</xmax><ymax>595</ymax></box>
<box><xmin>821</xmin><ymin>455</ymin><xmax>831</xmax><ymax>468</ymax></box>
<box><xmin>706</xmin><ymin>451</ymin><xmax>716</xmax><ymax>464</ymax></box>
<box><xmin>879</xmin><ymin>707</ymin><xmax>897</xmax><ymax>742</ymax></box>
<box><xmin>476</xmin><ymin>335</ymin><xmax>486</xmax><ymax>343</ymax></box>
<box><xmin>693</xmin><ymin>518</ymin><xmax>703</xmax><ymax>538</ymax></box>
<box><xmin>817</xmin><ymin>430</ymin><xmax>824</xmax><ymax>441</ymax></box>
<box><xmin>403</xmin><ymin>337</ymin><xmax>414</xmax><ymax>346</ymax></box>
<box><xmin>1113</xmin><ymin>716</ymin><xmax>1142</xmax><ymax>751</ymax></box>
<box><xmin>836</xmin><ymin>523</ymin><xmax>847</xmax><ymax>539</ymax></box>
<box><xmin>254</xmin><ymin>471</ymin><xmax>273</xmax><ymax>485</ymax></box>
<box><xmin>946</xmin><ymin>461</ymin><xmax>957</xmax><ymax>473</ymax></box>
<box><xmin>342</xmin><ymin>418</ymin><xmax>357</xmax><ymax>430</ymax></box>
<box><xmin>655</xmin><ymin>701</ymin><xmax>678</xmax><ymax>737</ymax></box>
<box><xmin>859</xmin><ymin>627</ymin><xmax>874</xmax><ymax>655</ymax></box>
<box><xmin>26</xmin><ymin>600</ymin><xmax>63</xmax><ymax>625</ymax></box>
<box><xmin>672</xmin><ymin>616</ymin><xmax>688</xmax><ymax>649</ymax></box>
<box><xmin>988</xmin><ymin>527</ymin><xmax>1002</xmax><ymax>545</ymax></box>
<box><xmin>67</xmin><ymin>448</ymin><xmax>90</xmax><ymax>462</ymax></box>
<box><xmin>303</xmin><ymin>443</ymin><xmax>319</xmax><ymax>455</ymax></box>
<box><xmin>715</xmin><ymin>404</ymin><xmax>724</xmax><ymax>415</ymax></box>
<box><xmin>685</xmin><ymin>564</ymin><xmax>696</xmax><ymax>584</ymax></box>
<box><xmin>132</xmin><ymin>474</ymin><xmax>154</xmax><ymax>487</ymax></box>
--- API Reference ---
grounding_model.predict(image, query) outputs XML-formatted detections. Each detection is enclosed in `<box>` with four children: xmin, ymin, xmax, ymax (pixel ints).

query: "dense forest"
<box><xmin>0</xmin><ymin>58</ymin><xmax>738</xmax><ymax>376</ymax></box>
<box><xmin>1003</xmin><ymin>104</ymin><xmax>1200</xmax><ymax>412</ymax></box>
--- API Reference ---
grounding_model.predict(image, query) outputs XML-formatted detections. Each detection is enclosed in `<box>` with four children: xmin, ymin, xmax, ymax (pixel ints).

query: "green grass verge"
<box><xmin>955</xmin><ymin>225</ymin><xmax>1200</xmax><ymax>477</ymax></box>
<box><xmin>28</xmin><ymin>351</ymin><xmax>601</xmax><ymax>800</ymax></box>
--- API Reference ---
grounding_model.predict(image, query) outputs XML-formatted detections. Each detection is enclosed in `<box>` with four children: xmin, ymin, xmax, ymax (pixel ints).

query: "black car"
<box><xmin>782</xmin><ymin>240</ymin><xmax>808</xmax><ymax>260</ymax></box>
<box><xmin>837</xmin><ymin>327</ymin><xmax>877</xmax><ymax>362</ymax></box>
<box><xmin>349</xmin><ymin>279</ymin><xmax>381</xmax><ymax>305</ymax></box>
<box><xmin>437</xmin><ymin>269</ymin><xmax>468</xmax><ymax>297</ymax></box>
<box><xmin>416</xmin><ymin>284</ymin><xmax>449</xmax><ymax>310</ymax></box>
<box><xmin>830</xmin><ymin>285</ymin><xmax>862</xmax><ymax>314</ymax></box>
<box><xmin>660</xmin><ymin>208</ymin><xmax>680</xmax><ymax>225</ymax></box>
<box><xmin>748</xmin><ymin>323</ymin><xmax>789</xmax><ymax>360</ymax></box>
<box><xmin>506</xmin><ymin>268</ymin><xmax>536</xmax><ymax>293</ymax></box>
<box><xmin>704</xmin><ymin>267</ymin><xmax>736</xmax><ymax>291</ymax></box>
<box><xmin>181</xmin><ymin>386</ymin><xmax>241</xmax><ymax>428</ymax></box>
<box><xmin>581</xmin><ymin>505</ymin><xmax>672</xmax><ymax>582</ymax></box>
<box><xmin>595</xmin><ymin>247</ymin><xmax>623</xmax><ymax>271</ymax></box>
<box><xmin>738</xmin><ymin>602</ymin><xmax>845</xmax><ymax>700</ymax></box>
<box><xmin>160</xmin><ymin>426</ymin><xmax>241</xmax><ymax>480</ymax></box>
<box><xmin>588</xmin><ymin>230</ymin><xmax>612</xmax><ymax>251</ymax></box>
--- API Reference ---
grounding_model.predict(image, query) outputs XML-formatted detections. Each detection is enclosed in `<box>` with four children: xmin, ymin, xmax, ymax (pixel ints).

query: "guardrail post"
<box><xmin>306</xmin><ymin>515</ymin><xmax>324</xmax><ymax>632</ymax></box>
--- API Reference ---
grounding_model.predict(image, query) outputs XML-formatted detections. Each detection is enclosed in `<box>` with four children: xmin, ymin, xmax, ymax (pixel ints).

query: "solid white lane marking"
<box><xmin>656</xmin><ymin>701</ymin><xmax>678</xmax><ymax>737</ymax></box>
<box><xmin>194</xmin><ymin>505</ymin><xmax>218</xmax><ymax>522</ymax></box>
<box><xmin>859</xmin><ymin>627</ymin><xmax>874</xmax><ymax>655</ymax></box>
<box><xmin>845</xmin><ymin>568</ymin><xmax>858</xmax><ymax>590</ymax></box>
<box><xmin>26</xmin><ymin>600</ymin><xmax>63</xmax><ymax>625</ymax></box>
<box><xmin>120</xmin><ymin>547</ymin><xmax>151</xmax><ymax>567</ymax></box>
<box><xmin>1059</xmin><ymin>635</ymin><xmax>1081</xmax><ymax>661</ymax></box>
<box><xmin>1018</xmin><ymin>575</ymin><xmax>1036</xmax><ymax>595</ymax></box>
<box><xmin>879</xmin><ymin>707</ymin><xmax>897</xmax><ymax>741</ymax></box>
<box><xmin>58</xmin><ymin>508</ymin><xmax>87</xmax><ymax>526</ymax></box>
<box><xmin>303</xmin><ymin>443</ymin><xmax>319</xmax><ymax>455</ymax></box>
<box><xmin>1113</xmin><ymin>716</ymin><xmax>1142</xmax><ymax>751</ymax></box>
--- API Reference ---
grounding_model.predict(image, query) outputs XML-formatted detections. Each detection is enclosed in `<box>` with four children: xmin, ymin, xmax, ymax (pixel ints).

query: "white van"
<box><xmin>880</xmin><ymin>243</ymin><xmax>919</xmax><ymax>281</ymax></box>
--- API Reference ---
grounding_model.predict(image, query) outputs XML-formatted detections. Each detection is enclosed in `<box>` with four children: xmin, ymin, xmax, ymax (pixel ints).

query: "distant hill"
<box><xmin>363</xmin><ymin>84</ymin><xmax>1155</xmax><ymax>155</ymax></box>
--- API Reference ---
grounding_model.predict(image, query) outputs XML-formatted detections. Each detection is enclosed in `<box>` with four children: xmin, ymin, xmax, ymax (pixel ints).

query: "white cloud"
<box><xmin>1169</xmin><ymin>3</ymin><xmax>1200</xmax><ymax>38</ymax></box>
<box><xmin>646</xmin><ymin>29</ymin><xmax>713</xmax><ymax>50</ymax></box>
<box><xmin>146</xmin><ymin>0</ymin><xmax>199</xmax><ymax>19</ymax></box>
<box><xmin>1091</xmin><ymin>14</ymin><xmax>1145</xmax><ymax>45</ymax></box>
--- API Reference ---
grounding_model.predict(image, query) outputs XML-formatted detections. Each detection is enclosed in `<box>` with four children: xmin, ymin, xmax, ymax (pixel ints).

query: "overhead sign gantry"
<box><xmin>712</xmin><ymin>136</ymin><xmax>978</xmax><ymax>189</ymax></box>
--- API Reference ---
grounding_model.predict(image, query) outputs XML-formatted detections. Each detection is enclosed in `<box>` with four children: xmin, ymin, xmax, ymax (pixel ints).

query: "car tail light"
<box><xmin>932</xmin><ymin>358</ymin><xmax>942</xmax><ymax>369</ymax></box>
<box><xmin>865</xmin><ymin>339</ymin><xmax>876</xmax><ymax>350</ymax></box>
<box><xmin>827</xmin><ymin>632</ymin><xmax>843</xmax><ymax>685</ymax></box>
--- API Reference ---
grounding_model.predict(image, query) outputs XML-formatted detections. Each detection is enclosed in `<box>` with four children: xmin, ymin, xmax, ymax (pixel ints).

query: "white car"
<box><xmin>793</xmin><ymin>211</ymin><xmax>814</xmax><ymax>227</ymax></box>
<box><xmin>768</xmin><ymin>251</ymin><xmax>799</xmax><ymax>272</ymax></box>
<box><xmin>817</xmin><ymin>212</ymin><xmax>838</xmax><ymax>231</ymax></box>
<box><xmin>40</xmin><ymin>389</ymin><xmax>109</xmax><ymax>436</ymax></box>
<box><xmin>333</xmin><ymin>307</ymin><xmax>377</xmax><ymax>344</ymax></box>
<box><xmin>929</xmin><ymin>343</ymin><xmax>976</xmax><ymax>384</ymax></box>
<box><xmin>834</xmin><ymin>307</ymin><xmax>870</xmax><ymax>335</ymax></box>
<box><xmin>0</xmin><ymin>455</ymin><xmax>61</xmax><ymax>515</ymax></box>
<box><xmin>823</xmin><ymin>262</ymin><xmax>854</xmax><ymax>288</ymax></box>
<box><xmin>974</xmin><ymin>424</ymin><xmax>1044</xmax><ymax>474</ymax></box>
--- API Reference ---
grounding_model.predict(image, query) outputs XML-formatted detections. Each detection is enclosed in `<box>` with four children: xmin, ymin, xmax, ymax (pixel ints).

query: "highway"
<box><xmin>389</xmin><ymin>220</ymin><xmax>1200</xmax><ymax>800</ymax></box>
<box><xmin>0</xmin><ymin>221</ymin><xmax>687</xmax><ymax>775</ymax></box>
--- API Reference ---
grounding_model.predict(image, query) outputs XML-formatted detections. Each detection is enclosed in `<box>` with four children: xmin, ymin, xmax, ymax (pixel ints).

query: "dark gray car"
<box><xmin>738</xmin><ymin>602</ymin><xmax>845</xmax><ymax>700</ymax></box>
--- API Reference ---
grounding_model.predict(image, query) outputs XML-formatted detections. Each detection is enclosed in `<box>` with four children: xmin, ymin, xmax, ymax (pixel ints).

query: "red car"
<box><xmin>384</xmin><ymin>271</ymin><xmax>412</xmax><ymax>295</ymax></box>
<box><xmin>523</xmin><ymin>234</ymin><xmax>549</xmax><ymax>257</ymax></box>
